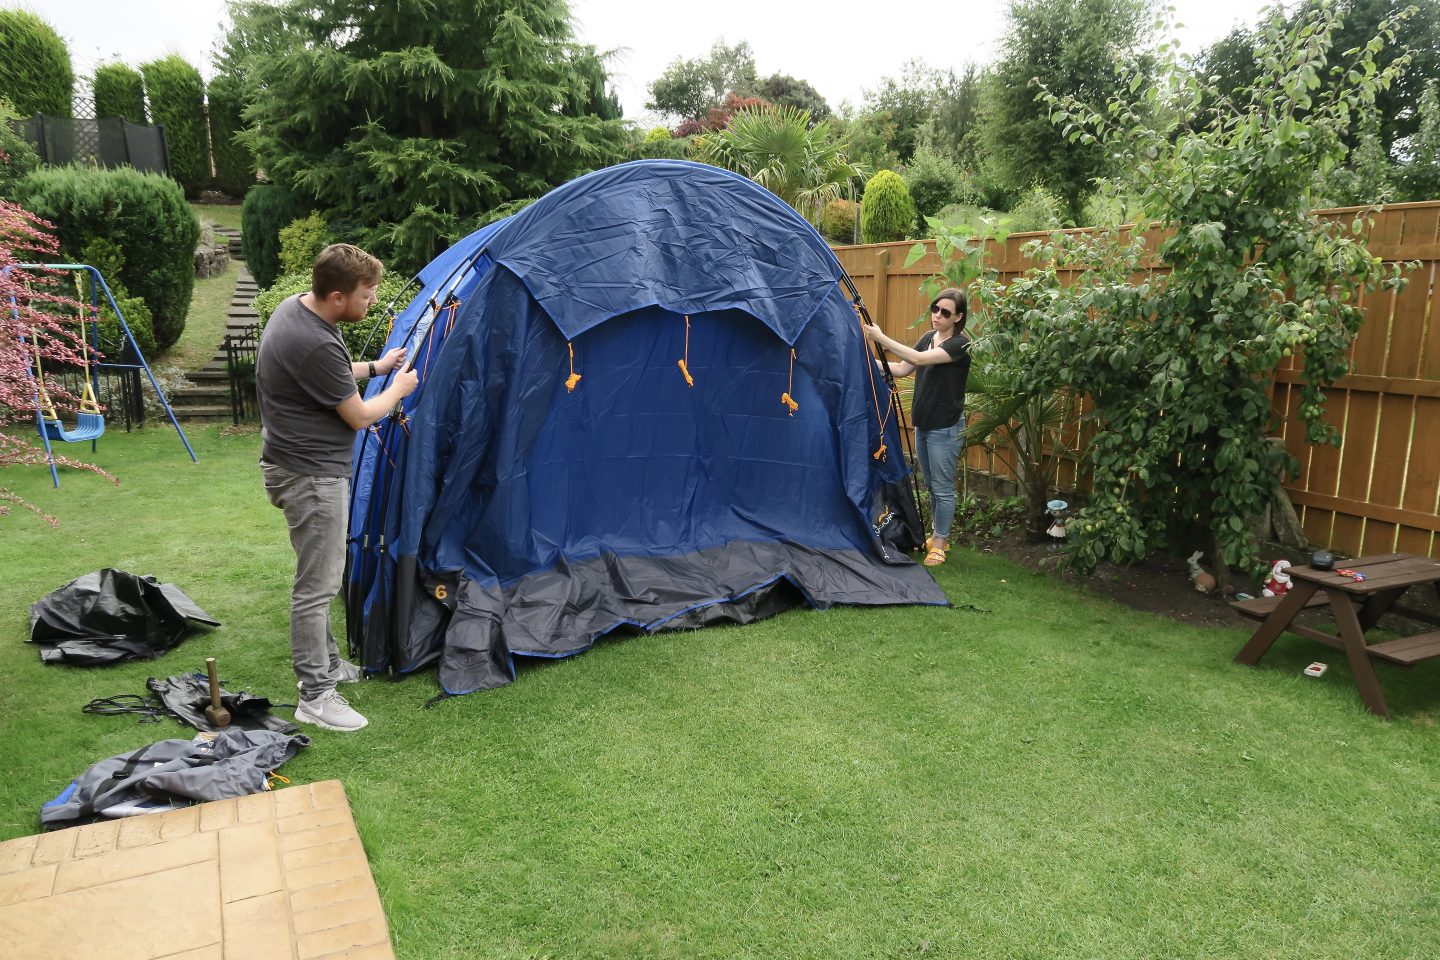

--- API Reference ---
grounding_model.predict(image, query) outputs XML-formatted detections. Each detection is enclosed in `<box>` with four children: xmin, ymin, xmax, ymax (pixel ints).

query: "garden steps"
<box><xmin>168</xmin><ymin>265</ymin><xmax>258</xmax><ymax>422</ymax></box>
<box><xmin>211</xmin><ymin>225</ymin><xmax>244</xmax><ymax>260</ymax></box>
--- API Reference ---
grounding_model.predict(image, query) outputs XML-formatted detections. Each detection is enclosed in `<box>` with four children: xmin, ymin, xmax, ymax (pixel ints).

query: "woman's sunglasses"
<box><xmin>930</xmin><ymin>304</ymin><xmax>954</xmax><ymax>319</ymax></box>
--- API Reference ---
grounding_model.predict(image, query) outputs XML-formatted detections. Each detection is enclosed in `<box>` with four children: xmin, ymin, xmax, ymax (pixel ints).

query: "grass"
<box><xmin>159</xmin><ymin>258</ymin><xmax>242</xmax><ymax>371</ymax></box>
<box><xmin>191</xmin><ymin>202</ymin><xmax>244</xmax><ymax>232</ymax></box>
<box><xmin>3</xmin><ymin>427</ymin><xmax>1440</xmax><ymax>958</ymax></box>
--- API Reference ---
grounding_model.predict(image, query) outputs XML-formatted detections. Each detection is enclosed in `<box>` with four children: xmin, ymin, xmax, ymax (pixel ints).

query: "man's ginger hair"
<box><xmin>311</xmin><ymin>243</ymin><xmax>383</xmax><ymax>298</ymax></box>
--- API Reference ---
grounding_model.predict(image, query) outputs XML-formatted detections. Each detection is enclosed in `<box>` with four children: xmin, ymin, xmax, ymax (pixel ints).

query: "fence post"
<box><xmin>32</xmin><ymin>113</ymin><xmax>48</xmax><ymax>164</ymax></box>
<box><xmin>873</xmin><ymin>248</ymin><xmax>891</xmax><ymax>333</ymax></box>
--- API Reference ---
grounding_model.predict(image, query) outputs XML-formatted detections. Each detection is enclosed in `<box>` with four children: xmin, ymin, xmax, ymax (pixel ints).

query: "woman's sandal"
<box><xmin>923</xmin><ymin>539</ymin><xmax>947</xmax><ymax>567</ymax></box>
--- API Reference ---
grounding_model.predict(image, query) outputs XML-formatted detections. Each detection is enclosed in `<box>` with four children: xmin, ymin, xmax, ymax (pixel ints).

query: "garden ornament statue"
<box><xmin>1045</xmin><ymin>500</ymin><xmax>1069</xmax><ymax>541</ymax></box>
<box><xmin>1262</xmin><ymin>560</ymin><xmax>1293</xmax><ymax>598</ymax></box>
<box><xmin>1186</xmin><ymin>550</ymin><xmax>1217</xmax><ymax>594</ymax></box>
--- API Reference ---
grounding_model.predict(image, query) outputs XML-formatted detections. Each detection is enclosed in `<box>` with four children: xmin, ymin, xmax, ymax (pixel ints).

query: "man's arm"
<box><xmin>350</xmin><ymin>346</ymin><xmax>408</xmax><ymax>381</ymax></box>
<box><xmin>335</xmin><ymin>367</ymin><xmax>420</xmax><ymax>429</ymax></box>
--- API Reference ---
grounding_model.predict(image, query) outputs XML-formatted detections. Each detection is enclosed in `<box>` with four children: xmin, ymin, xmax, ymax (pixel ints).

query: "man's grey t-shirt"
<box><xmin>255</xmin><ymin>295</ymin><xmax>358</xmax><ymax>477</ymax></box>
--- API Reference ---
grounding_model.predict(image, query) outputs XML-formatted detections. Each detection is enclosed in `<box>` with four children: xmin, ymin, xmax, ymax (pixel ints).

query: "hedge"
<box><xmin>12</xmin><ymin>166</ymin><xmax>199</xmax><ymax>351</ymax></box>
<box><xmin>206</xmin><ymin>74</ymin><xmax>255</xmax><ymax>198</ymax></box>
<box><xmin>93</xmin><ymin>63</ymin><xmax>146</xmax><ymax>124</ymax></box>
<box><xmin>0</xmin><ymin>10</ymin><xmax>73</xmax><ymax>118</ymax></box>
<box><xmin>242</xmin><ymin>185</ymin><xmax>307</xmax><ymax>288</ymax></box>
<box><xmin>255</xmin><ymin>271</ymin><xmax>414</xmax><ymax>359</ymax></box>
<box><xmin>140</xmin><ymin>55</ymin><xmax>210</xmax><ymax>198</ymax></box>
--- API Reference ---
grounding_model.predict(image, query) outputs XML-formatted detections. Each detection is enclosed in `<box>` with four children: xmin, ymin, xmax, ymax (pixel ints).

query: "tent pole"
<box><xmin>840</xmin><ymin>273</ymin><xmax>927</xmax><ymax>532</ymax></box>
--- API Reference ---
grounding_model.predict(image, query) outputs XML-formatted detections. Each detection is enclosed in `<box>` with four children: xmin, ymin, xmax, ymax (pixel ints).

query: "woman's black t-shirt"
<box><xmin>909</xmin><ymin>330</ymin><xmax>972</xmax><ymax>430</ymax></box>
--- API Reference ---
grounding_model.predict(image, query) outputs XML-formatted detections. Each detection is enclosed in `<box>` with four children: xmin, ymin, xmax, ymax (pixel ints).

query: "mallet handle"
<box><xmin>205</xmin><ymin>657</ymin><xmax>222</xmax><ymax>708</ymax></box>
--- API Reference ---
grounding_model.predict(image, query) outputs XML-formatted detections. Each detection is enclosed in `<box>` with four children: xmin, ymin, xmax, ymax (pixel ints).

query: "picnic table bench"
<box><xmin>1232</xmin><ymin>553</ymin><xmax>1440</xmax><ymax>718</ymax></box>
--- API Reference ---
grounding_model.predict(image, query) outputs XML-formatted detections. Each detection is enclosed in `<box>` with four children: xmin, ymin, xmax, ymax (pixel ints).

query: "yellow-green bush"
<box><xmin>278</xmin><ymin>213</ymin><xmax>330</xmax><ymax>276</ymax></box>
<box><xmin>860</xmin><ymin>170</ymin><xmax>915</xmax><ymax>244</ymax></box>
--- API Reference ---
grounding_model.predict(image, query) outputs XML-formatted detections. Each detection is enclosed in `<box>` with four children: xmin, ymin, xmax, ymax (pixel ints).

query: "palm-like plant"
<box><xmin>961</xmin><ymin>337</ymin><xmax>1080</xmax><ymax>538</ymax></box>
<box><xmin>693</xmin><ymin>105</ymin><xmax>864</xmax><ymax>225</ymax></box>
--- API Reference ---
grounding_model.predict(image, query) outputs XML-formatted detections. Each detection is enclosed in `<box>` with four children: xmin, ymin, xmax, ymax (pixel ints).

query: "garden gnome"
<box><xmin>1262</xmin><ymin>559</ymin><xmax>1293</xmax><ymax>598</ymax></box>
<box><xmin>1186</xmin><ymin>550</ymin><xmax>1216</xmax><ymax>594</ymax></box>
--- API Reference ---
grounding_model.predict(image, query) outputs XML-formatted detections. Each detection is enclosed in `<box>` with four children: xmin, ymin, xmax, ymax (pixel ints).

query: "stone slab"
<box><xmin>0</xmin><ymin>781</ymin><xmax>393</xmax><ymax>960</ymax></box>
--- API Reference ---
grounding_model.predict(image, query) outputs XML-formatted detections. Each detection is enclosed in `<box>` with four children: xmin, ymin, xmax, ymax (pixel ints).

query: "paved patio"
<box><xmin>0</xmin><ymin>780</ymin><xmax>394</xmax><ymax>960</ymax></box>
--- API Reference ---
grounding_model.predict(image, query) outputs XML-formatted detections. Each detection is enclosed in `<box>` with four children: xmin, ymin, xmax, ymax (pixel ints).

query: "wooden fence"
<box><xmin>832</xmin><ymin>200</ymin><xmax>1440</xmax><ymax>559</ymax></box>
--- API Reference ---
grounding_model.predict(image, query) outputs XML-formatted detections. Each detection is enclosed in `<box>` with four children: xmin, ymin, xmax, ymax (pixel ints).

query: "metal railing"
<box><xmin>224</xmin><ymin>324</ymin><xmax>259</xmax><ymax>425</ymax></box>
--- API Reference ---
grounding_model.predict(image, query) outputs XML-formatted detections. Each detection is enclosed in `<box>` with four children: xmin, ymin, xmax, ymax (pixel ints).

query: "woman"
<box><xmin>863</xmin><ymin>288</ymin><xmax>972</xmax><ymax>567</ymax></box>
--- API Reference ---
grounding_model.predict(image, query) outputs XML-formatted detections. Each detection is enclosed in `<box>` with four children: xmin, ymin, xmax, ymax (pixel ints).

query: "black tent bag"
<box><xmin>874</xmin><ymin>478</ymin><xmax>927</xmax><ymax>561</ymax></box>
<box><xmin>29</xmin><ymin>569</ymin><xmax>220</xmax><ymax>665</ymax></box>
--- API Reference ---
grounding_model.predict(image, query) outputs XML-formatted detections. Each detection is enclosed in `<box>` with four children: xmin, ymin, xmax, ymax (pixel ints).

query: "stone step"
<box><xmin>173</xmin><ymin>406</ymin><xmax>235</xmax><ymax>420</ymax></box>
<box><xmin>172</xmin><ymin>391</ymin><xmax>230</xmax><ymax>405</ymax></box>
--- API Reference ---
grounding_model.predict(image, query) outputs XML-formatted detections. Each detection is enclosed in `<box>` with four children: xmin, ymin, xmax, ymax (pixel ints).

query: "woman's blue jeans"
<box><xmin>915</xmin><ymin>419</ymin><xmax>964</xmax><ymax>541</ymax></box>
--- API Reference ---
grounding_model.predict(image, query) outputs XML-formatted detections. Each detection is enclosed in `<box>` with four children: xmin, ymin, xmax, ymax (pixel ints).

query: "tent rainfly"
<box><xmin>345</xmin><ymin>160</ymin><xmax>947</xmax><ymax>695</ymax></box>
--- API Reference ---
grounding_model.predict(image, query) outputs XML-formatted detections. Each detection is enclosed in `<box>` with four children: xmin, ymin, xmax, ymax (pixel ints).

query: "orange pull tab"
<box><xmin>565</xmin><ymin>341</ymin><xmax>581</xmax><ymax>392</ymax></box>
<box><xmin>678</xmin><ymin>315</ymin><xmax>695</xmax><ymax>387</ymax></box>
<box><xmin>781</xmin><ymin>348</ymin><xmax>798</xmax><ymax>415</ymax></box>
<box><xmin>873</xmin><ymin>442</ymin><xmax>888</xmax><ymax>461</ymax></box>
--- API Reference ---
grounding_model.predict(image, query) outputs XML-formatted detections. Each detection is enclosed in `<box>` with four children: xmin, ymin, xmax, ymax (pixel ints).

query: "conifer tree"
<box><xmin>229</xmin><ymin>0</ymin><xmax>627</xmax><ymax>273</ymax></box>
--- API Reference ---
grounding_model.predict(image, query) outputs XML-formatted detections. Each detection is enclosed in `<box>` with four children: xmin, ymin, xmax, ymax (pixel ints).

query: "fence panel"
<box><xmin>833</xmin><ymin>201</ymin><xmax>1440</xmax><ymax>558</ymax></box>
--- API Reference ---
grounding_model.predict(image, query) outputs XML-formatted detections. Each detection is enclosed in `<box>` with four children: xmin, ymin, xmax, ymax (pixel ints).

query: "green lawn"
<box><xmin>159</xmin><ymin>258</ymin><xmax>242</xmax><ymax>371</ymax></box>
<box><xmin>3</xmin><ymin>427</ymin><xmax>1439</xmax><ymax>958</ymax></box>
<box><xmin>191</xmin><ymin>202</ymin><xmax>244</xmax><ymax>232</ymax></box>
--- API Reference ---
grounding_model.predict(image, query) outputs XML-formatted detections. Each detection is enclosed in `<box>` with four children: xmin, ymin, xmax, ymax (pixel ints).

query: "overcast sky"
<box><xmin>40</xmin><ymin>0</ymin><xmax>1264</xmax><ymax>125</ymax></box>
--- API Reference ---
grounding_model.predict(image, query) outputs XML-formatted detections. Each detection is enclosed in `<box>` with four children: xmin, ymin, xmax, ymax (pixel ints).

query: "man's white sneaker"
<box><xmin>294</xmin><ymin>689</ymin><xmax>368</xmax><ymax>732</ymax></box>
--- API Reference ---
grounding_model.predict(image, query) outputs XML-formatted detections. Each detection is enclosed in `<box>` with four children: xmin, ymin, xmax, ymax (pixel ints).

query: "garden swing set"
<box><xmin>7</xmin><ymin>262</ymin><xmax>196</xmax><ymax>486</ymax></box>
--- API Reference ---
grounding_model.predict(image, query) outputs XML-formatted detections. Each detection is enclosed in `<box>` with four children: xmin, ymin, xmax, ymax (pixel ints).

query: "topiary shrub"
<box><xmin>256</xmin><ymin>271</ymin><xmax>414</xmax><ymax>359</ymax></box>
<box><xmin>92</xmin><ymin>63</ymin><xmax>146</xmax><ymax>123</ymax></box>
<box><xmin>860</xmin><ymin>170</ymin><xmax>916</xmax><ymax>244</ymax></box>
<box><xmin>207</xmin><ymin>74</ymin><xmax>255</xmax><ymax>198</ymax></box>
<box><xmin>278</xmin><ymin>213</ymin><xmax>331</xmax><ymax>277</ymax></box>
<box><xmin>12</xmin><ymin>166</ymin><xmax>199</xmax><ymax>351</ymax></box>
<box><xmin>0</xmin><ymin>10</ymin><xmax>73</xmax><ymax>118</ymax></box>
<box><xmin>140</xmin><ymin>55</ymin><xmax>210</xmax><ymax>198</ymax></box>
<box><xmin>242</xmin><ymin>185</ymin><xmax>307</xmax><ymax>288</ymax></box>
<box><xmin>818</xmin><ymin>198</ymin><xmax>857</xmax><ymax>244</ymax></box>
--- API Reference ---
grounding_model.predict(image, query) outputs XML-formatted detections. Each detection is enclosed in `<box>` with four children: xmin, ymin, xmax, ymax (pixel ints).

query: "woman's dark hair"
<box><xmin>931</xmin><ymin>287</ymin><xmax>968</xmax><ymax>330</ymax></box>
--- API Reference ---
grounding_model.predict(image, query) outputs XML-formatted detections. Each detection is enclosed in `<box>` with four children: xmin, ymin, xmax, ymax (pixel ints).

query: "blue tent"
<box><xmin>346</xmin><ymin>160</ymin><xmax>945</xmax><ymax>695</ymax></box>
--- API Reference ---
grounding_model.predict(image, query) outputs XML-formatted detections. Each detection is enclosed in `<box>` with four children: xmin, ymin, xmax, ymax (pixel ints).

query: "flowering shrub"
<box><xmin>0</xmin><ymin>201</ymin><xmax>114</xmax><ymax>522</ymax></box>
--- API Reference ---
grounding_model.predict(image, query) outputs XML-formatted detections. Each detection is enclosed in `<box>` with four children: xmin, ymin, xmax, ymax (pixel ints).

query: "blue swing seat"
<box><xmin>38</xmin><ymin>411</ymin><xmax>105</xmax><ymax>443</ymax></box>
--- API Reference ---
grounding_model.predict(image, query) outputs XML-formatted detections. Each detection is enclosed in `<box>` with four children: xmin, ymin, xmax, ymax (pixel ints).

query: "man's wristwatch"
<box><xmin>367</xmin><ymin>361</ymin><xmax>377</xmax><ymax>378</ymax></box>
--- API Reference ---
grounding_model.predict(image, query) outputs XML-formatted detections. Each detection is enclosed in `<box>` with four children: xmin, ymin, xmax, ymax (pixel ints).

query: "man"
<box><xmin>256</xmin><ymin>243</ymin><xmax>419</xmax><ymax>731</ymax></box>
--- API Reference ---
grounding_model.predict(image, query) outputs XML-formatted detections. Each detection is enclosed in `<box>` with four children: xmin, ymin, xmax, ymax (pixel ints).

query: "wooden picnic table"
<box><xmin>1232</xmin><ymin>553</ymin><xmax>1440</xmax><ymax>718</ymax></box>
